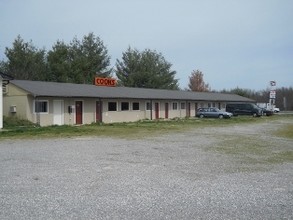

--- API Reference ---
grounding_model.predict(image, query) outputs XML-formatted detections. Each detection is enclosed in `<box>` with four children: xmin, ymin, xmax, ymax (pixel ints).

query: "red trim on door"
<box><xmin>155</xmin><ymin>102</ymin><xmax>159</xmax><ymax>119</ymax></box>
<box><xmin>165</xmin><ymin>103</ymin><xmax>169</xmax><ymax>119</ymax></box>
<box><xmin>96</xmin><ymin>101</ymin><xmax>102</xmax><ymax>122</ymax></box>
<box><xmin>75</xmin><ymin>101</ymin><xmax>83</xmax><ymax>124</ymax></box>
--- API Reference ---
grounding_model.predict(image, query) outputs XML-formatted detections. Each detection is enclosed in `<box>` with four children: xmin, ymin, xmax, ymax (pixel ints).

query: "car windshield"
<box><xmin>251</xmin><ymin>103</ymin><xmax>260</xmax><ymax>109</ymax></box>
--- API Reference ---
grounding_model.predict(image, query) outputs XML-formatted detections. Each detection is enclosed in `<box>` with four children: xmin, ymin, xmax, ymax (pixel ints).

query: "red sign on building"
<box><xmin>94</xmin><ymin>77</ymin><xmax>117</xmax><ymax>87</ymax></box>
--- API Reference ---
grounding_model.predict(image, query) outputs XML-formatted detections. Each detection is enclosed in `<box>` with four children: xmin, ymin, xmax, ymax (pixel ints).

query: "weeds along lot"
<box><xmin>0</xmin><ymin>115</ymin><xmax>292</xmax><ymax>219</ymax></box>
<box><xmin>1</xmin><ymin>114</ymin><xmax>293</xmax><ymax>140</ymax></box>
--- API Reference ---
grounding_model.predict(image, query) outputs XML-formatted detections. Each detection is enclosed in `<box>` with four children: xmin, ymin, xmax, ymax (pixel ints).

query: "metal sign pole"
<box><xmin>269</xmin><ymin>81</ymin><xmax>276</xmax><ymax>111</ymax></box>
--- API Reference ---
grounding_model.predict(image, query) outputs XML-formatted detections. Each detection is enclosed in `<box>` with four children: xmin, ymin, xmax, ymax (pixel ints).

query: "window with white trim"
<box><xmin>121</xmin><ymin>102</ymin><xmax>129</xmax><ymax>111</ymax></box>
<box><xmin>108</xmin><ymin>102</ymin><xmax>117</xmax><ymax>111</ymax></box>
<box><xmin>132</xmin><ymin>102</ymin><xmax>140</xmax><ymax>111</ymax></box>
<box><xmin>172</xmin><ymin>102</ymin><xmax>178</xmax><ymax>110</ymax></box>
<box><xmin>180</xmin><ymin>102</ymin><xmax>186</xmax><ymax>109</ymax></box>
<box><xmin>34</xmin><ymin>100</ymin><xmax>49</xmax><ymax>113</ymax></box>
<box><xmin>146</xmin><ymin>102</ymin><xmax>151</xmax><ymax>110</ymax></box>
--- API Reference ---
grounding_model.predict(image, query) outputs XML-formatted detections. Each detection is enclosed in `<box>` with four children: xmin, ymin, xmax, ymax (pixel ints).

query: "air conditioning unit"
<box><xmin>10</xmin><ymin>105</ymin><xmax>16</xmax><ymax>113</ymax></box>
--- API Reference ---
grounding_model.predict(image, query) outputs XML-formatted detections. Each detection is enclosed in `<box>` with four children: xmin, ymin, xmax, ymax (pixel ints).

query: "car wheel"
<box><xmin>252</xmin><ymin>113</ymin><xmax>257</xmax><ymax>117</ymax></box>
<box><xmin>218</xmin><ymin>114</ymin><xmax>223</xmax><ymax>119</ymax></box>
<box><xmin>199</xmin><ymin>114</ymin><xmax>204</xmax><ymax>118</ymax></box>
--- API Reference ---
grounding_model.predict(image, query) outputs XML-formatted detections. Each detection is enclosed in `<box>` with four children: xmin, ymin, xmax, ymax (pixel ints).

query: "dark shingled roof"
<box><xmin>11</xmin><ymin>80</ymin><xmax>255</xmax><ymax>102</ymax></box>
<box><xmin>0</xmin><ymin>72</ymin><xmax>14</xmax><ymax>80</ymax></box>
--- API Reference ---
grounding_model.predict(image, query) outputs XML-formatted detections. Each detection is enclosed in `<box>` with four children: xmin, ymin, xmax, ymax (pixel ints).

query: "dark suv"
<box><xmin>226</xmin><ymin>103</ymin><xmax>263</xmax><ymax>117</ymax></box>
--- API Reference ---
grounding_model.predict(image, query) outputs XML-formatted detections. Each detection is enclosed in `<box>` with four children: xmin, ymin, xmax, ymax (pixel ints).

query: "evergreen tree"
<box><xmin>47</xmin><ymin>41</ymin><xmax>71</xmax><ymax>82</ymax></box>
<box><xmin>69</xmin><ymin>32</ymin><xmax>111</xmax><ymax>84</ymax></box>
<box><xmin>4</xmin><ymin>35</ymin><xmax>47</xmax><ymax>80</ymax></box>
<box><xmin>115</xmin><ymin>47</ymin><xmax>179</xmax><ymax>89</ymax></box>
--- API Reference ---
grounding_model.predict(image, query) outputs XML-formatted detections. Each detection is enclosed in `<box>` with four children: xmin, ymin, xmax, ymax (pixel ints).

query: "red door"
<box><xmin>155</xmin><ymin>102</ymin><xmax>159</xmax><ymax>119</ymax></box>
<box><xmin>165</xmin><ymin>103</ymin><xmax>169</xmax><ymax>119</ymax></box>
<box><xmin>75</xmin><ymin>101</ymin><xmax>83</xmax><ymax>124</ymax></box>
<box><xmin>96</xmin><ymin>101</ymin><xmax>102</xmax><ymax>122</ymax></box>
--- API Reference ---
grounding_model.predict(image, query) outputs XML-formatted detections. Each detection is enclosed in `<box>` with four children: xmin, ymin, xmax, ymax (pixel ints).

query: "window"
<box><xmin>121</xmin><ymin>102</ymin><xmax>129</xmax><ymax>111</ymax></box>
<box><xmin>34</xmin><ymin>100</ymin><xmax>49</xmax><ymax>113</ymax></box>
<box><xmin>180</xmin><ymin>102</ymin><xmax>186</xmax><ymax>109</ymax></box>
<box><xmin>172</xmin><ymin>102</ymin><xmax>178</xmax><ymax>110</ymax></box>
<box><xmin>132</xmin><ymin>102</ymin><xmax>140</xmax><ymax>110</ymax></box>
<box><xmin>146</xmin><ymin>102</ymin><xmax>151</xmax><ymax>110</ymax></box>
<box><xmin>108</xmin><ymin>102</ymin><xmax>117</xmax><ymax>111</ymax></box>
<box><xmin>208</xmin><ymin>103</ymin><xmax>211</xmax><ymax>107</ymax></box>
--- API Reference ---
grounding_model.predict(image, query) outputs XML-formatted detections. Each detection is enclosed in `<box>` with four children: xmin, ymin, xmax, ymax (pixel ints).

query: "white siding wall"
<box><xmin>4</xmin><ymin>84</ymin><xmax>229</xmax><ymax>126</ymax></box>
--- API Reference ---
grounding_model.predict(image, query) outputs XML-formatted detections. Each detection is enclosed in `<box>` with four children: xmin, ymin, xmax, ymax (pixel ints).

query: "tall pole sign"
<box><xmin>269</xmin><ymin>81</ymin><xmax>276</xmax><ymax>110</ymax></box>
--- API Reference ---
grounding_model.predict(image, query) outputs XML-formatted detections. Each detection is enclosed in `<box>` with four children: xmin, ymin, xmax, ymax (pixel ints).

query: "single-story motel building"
<box><xmin>3</xmin><ymin>80</ymin><xmax>255</xmax><ymax>126</ymax></box>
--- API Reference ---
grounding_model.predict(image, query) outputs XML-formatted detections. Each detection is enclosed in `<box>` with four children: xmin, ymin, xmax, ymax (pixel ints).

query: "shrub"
<box><xmin>3</xmin><ymin>116</ymin><xmax>36</xmax><ymax>128</ymax></box>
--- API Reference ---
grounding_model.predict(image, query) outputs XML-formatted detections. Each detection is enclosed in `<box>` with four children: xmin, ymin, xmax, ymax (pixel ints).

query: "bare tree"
<box><xmin>188</xmin><ymin>70</ymin><xmax>210</xmax><ymax>92</ymax></box>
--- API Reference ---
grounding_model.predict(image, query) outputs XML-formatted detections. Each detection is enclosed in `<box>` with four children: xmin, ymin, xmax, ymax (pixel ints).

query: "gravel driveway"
<box><xmin>0</xmin><ymin>119</ymin><xmax>292</xmax><ymax>220</ymax></box>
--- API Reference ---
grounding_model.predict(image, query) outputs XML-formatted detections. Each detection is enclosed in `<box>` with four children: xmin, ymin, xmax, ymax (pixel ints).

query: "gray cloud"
<box><xmin>1</xmin><ymin>0</ymin><xmax>292</xmax><ymax>90</ymax></box>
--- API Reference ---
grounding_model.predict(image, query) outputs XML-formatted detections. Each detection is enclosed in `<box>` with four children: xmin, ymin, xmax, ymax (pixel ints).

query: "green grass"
<box><xmin>3</xmin><ymin>116</ymin><xmax>36</xmax><ymax>128</ymax></box>
<box><xmin>0</xmin><ymin>114</ymin><xmax>291</xmax><ymax>140</ymax></box>
<box><xmin>208</xmin><ymin>123</ymin><xmax>293</xmax><ymax>173</ymax></box>
<box><xmin>274</xmin><ymin>124</ymin><xmax>293</xmax><ymax>139</ymax></box>
<box><xmin>212</xmin><ymin>137</ymin><xmax>293</xmax><ymax>164</ymax></box>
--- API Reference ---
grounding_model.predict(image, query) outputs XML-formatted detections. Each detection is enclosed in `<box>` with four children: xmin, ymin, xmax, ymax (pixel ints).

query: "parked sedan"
<box><xmin>196</xmin><ymin>107</ymin><xmax>233</xmax><ymax>119</ymax></box>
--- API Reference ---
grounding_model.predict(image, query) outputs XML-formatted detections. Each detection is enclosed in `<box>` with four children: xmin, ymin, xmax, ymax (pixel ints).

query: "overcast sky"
<box><xmin>1</xmin><ymin>0</ymin><xmax>292</xmax><ymax>91</ymax></box>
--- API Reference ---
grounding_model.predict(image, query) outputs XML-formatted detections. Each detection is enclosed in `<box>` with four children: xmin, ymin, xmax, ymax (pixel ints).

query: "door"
<box><xmin>75</xmin><ymin>101</ymin><xmax>83</xmax><ymax>124</ymax></box>
<box><xmin>155</xmin><ymin>102</ymin><xmax>159</xmax><ymax>119</ymax></box>
<box><xmin>96</xmin><ymin>101</ymin><xmax>102</xmax><ymax>123</ymax></box>
<box><xmin>186</xmin><ymin>102</ymin><xmax>191</xmax><ymax>117</ymax></box>
<box><xmin>165</xmin><ymin>103</ymin><xmax>169</xmax><ymax>119</ymax></box>
<box><xmin>53</xmin><ymin>100</ymin><xmax>64</xmax><ymax>125</ymax></box>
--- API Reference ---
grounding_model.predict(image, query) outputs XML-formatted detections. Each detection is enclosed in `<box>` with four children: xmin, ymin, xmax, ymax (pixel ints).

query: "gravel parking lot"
<box><xmin>0</xmin><ymin>119</ymin><xmax>292</xmax><ymax>220</ymax></box>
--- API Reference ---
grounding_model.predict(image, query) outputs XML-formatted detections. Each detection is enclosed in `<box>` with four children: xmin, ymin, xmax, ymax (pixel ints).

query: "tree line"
<box><xmin>1</xmin><ymin>33</ymin><xmax>292</xmax><ymax>110</ymax></box>
<box><xmin>219</xmin><ymin>87</ymin><xmax>293</xmax><ymax>111</ymax></box>
<box><xmin>0</xmin><ymin>33</ymin><xmax>179</xmax><ymax>89</ymax></box>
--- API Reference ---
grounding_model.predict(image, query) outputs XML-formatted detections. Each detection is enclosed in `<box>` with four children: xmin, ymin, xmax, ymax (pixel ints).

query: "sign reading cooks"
<box><xmin>94</xmin><ymin>77</ymin><xmax>117</xmax><ymax>87</ymax></box>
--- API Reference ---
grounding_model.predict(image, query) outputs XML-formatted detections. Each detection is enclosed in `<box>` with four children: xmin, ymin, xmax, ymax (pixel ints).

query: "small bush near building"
<box><xmin>3</xmin><ymin>116</ymin><xmax>36</xmax><ymax>129</ymax></box>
